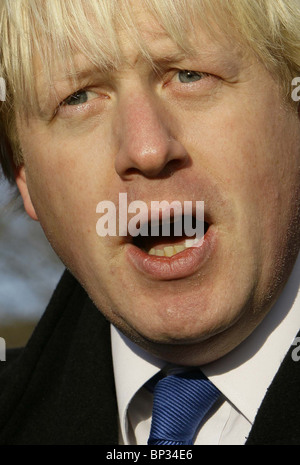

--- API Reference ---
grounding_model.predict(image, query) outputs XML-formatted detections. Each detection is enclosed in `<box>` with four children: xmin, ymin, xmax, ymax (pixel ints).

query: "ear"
<box><xmin>14</xmin><ymin>165</ymin><xmax>39</xmax><ymax>221</ymax></box>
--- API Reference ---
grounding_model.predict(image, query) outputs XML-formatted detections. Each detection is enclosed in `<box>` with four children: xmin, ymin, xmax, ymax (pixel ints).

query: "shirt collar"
<box><xmin>202</xmin><ymin>253</ymin><xmax>300</xmax><ymax>423</ymax></box>
<box><xmin>111</xmin><ymin>253</ymin><xmax>300</xmax><ymax>438</ymax></box>
<box><xmin>111</xmin><ymin>327</ymin><xmax>164</xmax><ymax>441</ymax></box>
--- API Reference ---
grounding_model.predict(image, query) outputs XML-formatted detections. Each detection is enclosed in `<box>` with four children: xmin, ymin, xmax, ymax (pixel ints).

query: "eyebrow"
<box><xmin>151</xmin><ymin>51</ymin><xmax>193</xmax><ymax>68</ymax></box>
<box><xmin>42</xmin><ymin>50</ymin><xmax>189</xmax><ymax>99</ymax></box>
<box><xmin>66</xmin><ymin>50</ymin><xmax>189</xmax><ymax>78</ymax></box>
<box><xmin>51</xmin><ymin>47</ymin><xmax>227</xmax><ymax>86</ymax></box>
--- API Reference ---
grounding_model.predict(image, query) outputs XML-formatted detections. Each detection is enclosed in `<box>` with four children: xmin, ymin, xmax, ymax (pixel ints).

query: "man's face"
<box><xmin>16</xmin><ymin>12</ymin><xmax>300</xmax><ymax>365</ymax></box>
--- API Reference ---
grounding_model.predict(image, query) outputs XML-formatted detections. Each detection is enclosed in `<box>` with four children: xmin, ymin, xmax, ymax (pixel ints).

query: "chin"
<box><xmin>118</xmin><ymin>296</ymin><xmax>240</xmax><ymax>347</ymax></box>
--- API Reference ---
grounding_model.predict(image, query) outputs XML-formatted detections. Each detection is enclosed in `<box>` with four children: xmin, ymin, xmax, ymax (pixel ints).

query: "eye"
<box><xmin>177</xmin><ymin>70</ymin><xmax>207</xmax><ymax>83</ymax></box>
<box><xmin>62</xmin><ymin>89</ymin><xmax>98</xmax><ymax>107</ymax></box>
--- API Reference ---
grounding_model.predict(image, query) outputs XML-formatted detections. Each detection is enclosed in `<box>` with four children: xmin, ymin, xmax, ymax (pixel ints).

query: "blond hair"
<box><xmin>1</xmin><ymin>0</ymin><xmax>300</xmax><ymax>179</ymax></box>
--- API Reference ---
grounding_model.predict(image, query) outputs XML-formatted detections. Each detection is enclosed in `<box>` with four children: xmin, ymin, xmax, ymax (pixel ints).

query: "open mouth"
<box><xmin>132</xmin><ymin>216</ymin><xmax>210</xmax><ymax>258</ymax></box>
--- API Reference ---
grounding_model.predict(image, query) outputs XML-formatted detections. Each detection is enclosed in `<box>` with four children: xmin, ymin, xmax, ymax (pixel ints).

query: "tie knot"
<box><xmin>148</xmin><ymin>370</ymin><xmax>221</xmax><ymax>445</ymax></box>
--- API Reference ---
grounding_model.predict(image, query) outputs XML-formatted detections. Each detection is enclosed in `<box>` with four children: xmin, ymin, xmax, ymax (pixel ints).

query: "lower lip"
<box><xmin>126</xmin><ymin>227</ymin><xmax>217</xmax><ymax>280</ymax></box>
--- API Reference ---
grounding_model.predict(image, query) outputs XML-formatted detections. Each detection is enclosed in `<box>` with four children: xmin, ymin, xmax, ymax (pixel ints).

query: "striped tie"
<box><xmin>148</xmin><ymin>371</ymin><xmax>221</xmax><ymax>445</ymax></box>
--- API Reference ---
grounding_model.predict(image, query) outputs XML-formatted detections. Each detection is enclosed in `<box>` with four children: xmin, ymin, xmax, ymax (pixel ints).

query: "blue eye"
<box><xmin>64</xmin><ymin>90</ymin><xmax>89</xmax><ymax>106</ymax></box>
<box><xmin>178</xmin><ymin>70</ymin><xmax>204</xmax><ymax>83</ymax></box>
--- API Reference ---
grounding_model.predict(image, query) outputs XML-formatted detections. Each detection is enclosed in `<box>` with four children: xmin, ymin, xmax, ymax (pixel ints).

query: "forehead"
<box><xmin>120</xmin><ymin>14</ymin><xmax>238</xmax><ymax>65</ymax></box>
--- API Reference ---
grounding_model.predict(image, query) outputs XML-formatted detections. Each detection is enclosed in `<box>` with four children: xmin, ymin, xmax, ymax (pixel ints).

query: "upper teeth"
<box><xmin>148</xmin><ymin>238</ymin><xmax>200</xmax><ymax>257</ymax></box>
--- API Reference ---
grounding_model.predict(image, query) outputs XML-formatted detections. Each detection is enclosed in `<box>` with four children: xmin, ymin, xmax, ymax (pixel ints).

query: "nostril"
<box><xmin>163</xmin><ymin>158</ymin><xmax>190</xmax><ymax>178</ymax></box>
<box><xmin>123</xmin><ymin>167</ymin><xmax>142</xmax><ymax>178</ymax></box>
<box><xmin>121</xmin><ymin>158</ymin><xmax>190</xmax><ymax>180</ymax></box>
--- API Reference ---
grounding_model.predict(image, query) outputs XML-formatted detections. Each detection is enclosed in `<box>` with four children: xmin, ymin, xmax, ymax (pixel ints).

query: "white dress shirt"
<box><xmin>111</xmin><ymin>254</ymin><xmax>300</xmax><ymax>445</ymax></box>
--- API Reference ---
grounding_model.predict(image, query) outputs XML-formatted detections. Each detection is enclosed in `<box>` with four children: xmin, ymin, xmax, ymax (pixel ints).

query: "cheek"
<box><xmin>21</xmin><ymin>126</ymin><xmax>111</xmax><ymax>216</ymax></box>
<box><xmin>19</xmin><ymin>137</ymin><xmax>104</xmax><ymax>260</ymax></box>
<box><xmin>182</xmin><ymin>92</ymin><xmax>300</xmax><ymax>271</ymax></box>
<box><xmin>186</xmin><ymin>93</ymin><xmax>299</xmax><ymax>209</ymax></box>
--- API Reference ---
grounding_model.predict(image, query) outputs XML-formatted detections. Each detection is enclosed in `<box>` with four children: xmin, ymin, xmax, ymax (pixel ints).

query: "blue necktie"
<box><xmin>148</xmin><ymin>371</ymin><xmax>221</xmax><ymax>445</ymax></box>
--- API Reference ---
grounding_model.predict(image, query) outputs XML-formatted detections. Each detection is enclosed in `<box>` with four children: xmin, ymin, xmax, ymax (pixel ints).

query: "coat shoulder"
<box><xmin>0</xmin><ymin>270</ymin><xmax>118</xmax><ymax>445</ymax></box>
<box><xmin>247</xmin><ymin>335</ymin><xmax>300</xmax><ymax>445</ymax></box>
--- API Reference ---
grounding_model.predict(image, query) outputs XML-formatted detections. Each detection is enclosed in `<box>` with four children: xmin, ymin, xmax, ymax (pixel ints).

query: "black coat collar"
<box><xmin>0</xmin><ymin>270</ymin><xmax>118</xmax><ymax>445</ymax></box>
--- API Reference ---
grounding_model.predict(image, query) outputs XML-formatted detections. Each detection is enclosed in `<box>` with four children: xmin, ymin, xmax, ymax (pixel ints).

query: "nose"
<box><xmin>114</xmin><ymin>91</ymin><xmax>189</xmax><ymax>179</ymax></box>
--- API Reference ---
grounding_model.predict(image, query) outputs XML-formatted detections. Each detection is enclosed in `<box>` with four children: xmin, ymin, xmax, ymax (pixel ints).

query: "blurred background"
<box><xmin>0</xmin><ymin>172</ymin><xmax>64</xmax><ymax>348</ymax></box>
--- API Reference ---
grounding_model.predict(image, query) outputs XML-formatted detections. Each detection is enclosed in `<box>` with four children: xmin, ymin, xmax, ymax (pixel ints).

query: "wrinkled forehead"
<box><xmin>33</xmin><ymin>0</ymin><xmax>221</xmax><ymax>66</ymax></box>
<box><xmin>46</xmin><ymin>12</ymin><xmax>237</xmax><ymax>81</ymax></box>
